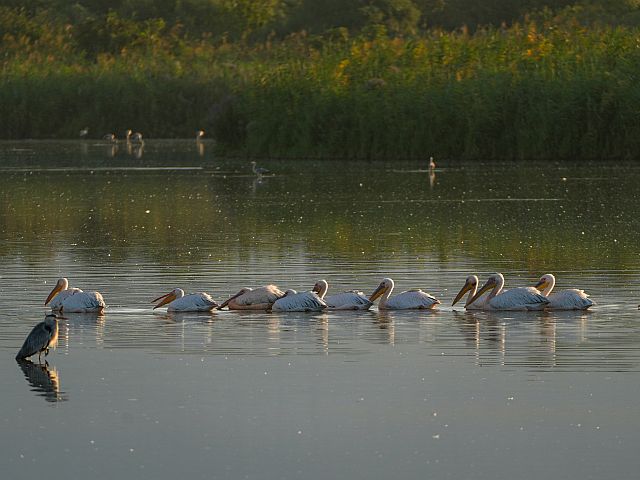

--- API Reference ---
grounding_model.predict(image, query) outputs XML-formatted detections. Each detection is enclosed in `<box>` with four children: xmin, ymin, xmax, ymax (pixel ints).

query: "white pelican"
<box><xmin>534</xmin><ymin>274</ymin><xmax>593</xmax><ymax>310</ymax></box>
<box><xmin>451</xmin><ymin>275</ymin><xmax>486</xmax><ymax>310</ymax></box>
<box><xmin>152</xmin><ymin>288</ymin><xmax>218</xmax><ymax>312</ymax></box>
<box><xmin>369</xmin><ymin>278</ymin><xmax>439</xmax><ymax>310</ymax></box>
<box><xmin>251</xmin><ymin>161</ymin><xmax>269</xmax><ymax>176</ymax></box>
<box><xmin>312</xmin><ymin>280</ymin><xmax>372</xmax><ymax>310</ymax></box>
<box><xmin>270</xmin><ymin>289</ymin><xmax>327</xmax><ymax>312</ymax></box>
<box><xmin>218</xmin><ymin>285</ymin><xmax>285</xmax><ymax>310</ymax></box>
<box><xmin>16</xmin><ymin>314</ymin><xmax>59</xmax><ymax>362</ymax></box>
<box><xmin>467</xmin><ymin>273</ymin><xmax>549</xmax><ymax>311</ymax></box>
<box><xmin>45</xmin><ymin>278</ymin><xmax>106</xmax><ymax>313</ymax></box>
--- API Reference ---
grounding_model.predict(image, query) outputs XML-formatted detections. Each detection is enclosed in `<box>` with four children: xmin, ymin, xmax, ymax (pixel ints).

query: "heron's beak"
<box><xmin>45</xmin><ymin>283</ymin><xmax>64</xmax><ymax>306</ymax></box>
<box><xmin>534</xmin><ymin>279</ymin><xmax>547</xmax><ymax>290</ymax></box>
<box><xmin>152</xmin><ymin>292</ymin><xmax>176</xmax><ymax>309</ymax></box>
<box><xmin>467</xmin><ymin>279</ymin><xmax>496</xmax><ymax>306</ymax></box>
<box><xmin>369</xmin><ymin>283</ymin><xmax>385</xmax><ymax>302</ymax></box>
<box><xmin>452</xmin><ymin>281</ymin><xmax>474</xmax><ymax>306</ymax></box>
<box><xmin>218</xmin><ymin>290</ymin><xmax>244</xmax><ymax>310</ymax></box>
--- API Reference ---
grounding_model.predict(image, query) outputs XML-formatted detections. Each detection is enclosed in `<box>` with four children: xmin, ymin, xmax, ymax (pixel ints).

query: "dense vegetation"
<box><xmin>2</xmin><ymin>0</ymin><xmax>640</xmax><ymax>159</ymax></box>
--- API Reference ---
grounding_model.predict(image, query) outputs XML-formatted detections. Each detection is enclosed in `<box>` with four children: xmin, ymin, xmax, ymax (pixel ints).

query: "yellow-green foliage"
<box><xmin>2</xmin><ymin>9</ymin><xmax>640</xmax><ymax>159</ymax></box>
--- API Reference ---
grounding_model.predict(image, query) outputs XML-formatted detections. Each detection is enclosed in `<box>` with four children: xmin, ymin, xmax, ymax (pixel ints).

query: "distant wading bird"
<box><xmin>45</xmin><ymin>278</ymin><xmax>106</xmax><ymax>313</ymax></box>
<box><xmin>312</xmin><ymin>280</ymin><xmax>373</xmax><ymax>310</ymax></box>
<box><xmin>79</xmin><ymin>127</ymin><xmax>89</xmax><ymax>138</ymax></box>
<box><xmin>251</xmin><ymin>161</ymin><xmax>270</xmax><ymax>176</ymax></box>
<box><xmin>534</xmin><ymin>274</ymin><xmax>593</xmax><ymax>310</ymax></box>
<box><xmin>270</xmin><ymin>289</ymin><xmax>327</xmax><ymax>312</ymax></box>
<box><xmin>452</xmin><ymin>275</ymin><xmax>486</xmax><ymax>310</ymax></box>
<box><xmin>369</xmin><ymin>278</ymin><xmax>440</xmax><ymax>310</ymax></box>
<box><xmin>152</xmin><ymin>288</ymin><xmax>218</xmax><ymax>312</ymax></box>
<box><xmin>218</xmin><ymin>285</ymin><xmax>285</xmax><ymax>310</ymax></box>
<box><xmin>16</xmin><ymin>314</ymin><xmax>59</xmax><ymax>362</ymax></box>
<box><xmin>467</xmin><ymin>273</ymin><xmax>549</xmax><ymax>311</ymax></box>
<box><xmin>196</xmin><ymin>130</ymin><xmax>205</xmax><ymax>141</ymax></box>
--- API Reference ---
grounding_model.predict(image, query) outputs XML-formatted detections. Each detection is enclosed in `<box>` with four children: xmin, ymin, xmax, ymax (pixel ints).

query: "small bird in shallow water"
<box><xmin>79</xmin><ymin>127</ymin><xmax>89</xmax><ymax>138</ymax></box>
<box><xmin>130</xmin><ymin>132</ymin><xmax>143</xmax><ymax>143</ymax></box>
<box><xmin>251</xmin><ymin>161</ymin><xmax>270</xmax><ymax>176</ymax></box>
<box><xmin>428</xmin><ymin>156</ymin><xmax>436</xmax><ymax>171</ymax></box>
<box><xmin>196</xmin><ymin>130</ymin><xmax>205</xmax><ymax>141</ymax></box>
<box><xmin>103</xmin><ymin>133</ymin><xmax>116</xmax><ymax>142</ymax></box>
<box><xmin>16</xmin><ymin>314</ymin><xmax>59</xmax><ymax>362</ymax></box>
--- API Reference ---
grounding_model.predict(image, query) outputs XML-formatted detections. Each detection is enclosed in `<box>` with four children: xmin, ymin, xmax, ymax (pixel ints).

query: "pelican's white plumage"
<box><xmin>152</xmin><ymin>288</ymin><xmax>218</xmax><ymax>312</ymax></box>
<box><xmin>271</xmin><ymin>289</ymin><xmax>327</xmax><ymax>312</ymax></box>
<box><xmin>313</xmin><ymin>280</ymin><xmax>373</xmax><ymax>310</ymax></box>
<box><xmin>451</xmin><ymin>275</ymin><xmax>486</xmax><ymax>310</ymax></box>
<box><xmin>468</xmin><ymin>273</ymin><xmax>549</xmax><ymax>311</ymax></box>
<box><xmin>535</xmin><ymin>274</ymin><xmax>593</xmax><ymax>310</ymax></box>
<box><xmin>45</xmin><ymin>278</ymin><xmax>106</xmax><ymax>313</ymax></box>
<box><xmin>369</xmin><ymin>278</ymin><xmax>439</xmax><ymax>310</ymax></box>
<box><xmin>218</xmin><ymin>285</ymin><xmax>285</xmax><ymax>310</ymax></box>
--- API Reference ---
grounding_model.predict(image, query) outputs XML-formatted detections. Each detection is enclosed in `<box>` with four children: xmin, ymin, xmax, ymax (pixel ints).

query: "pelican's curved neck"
<box><xmin>464</xmin><ymin>284</ymin><xmax>478</xmax><ymax>307</ymax></box>
<box><xmin>316</xmin><ymin>281</ymin><xmax>328</xmax><ymax>299</ymax></box>
<box><xmin>379</xmin><ymin>283</ymin><xmax>394</xmax><ymax>307</ymax></box>
<box><xmin>542</xmin><ymin>276</ymin><xmax>555</xmax><ymax>296</ymax></box>
<box><xmin>487</xmin><ymin>276</ymin><xmax>504</xmax><ymax>301</ymax></box>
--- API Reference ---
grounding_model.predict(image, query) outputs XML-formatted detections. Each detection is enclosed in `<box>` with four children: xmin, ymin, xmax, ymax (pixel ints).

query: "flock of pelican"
<box><xmin>16</xmin><ymin>273</ymin><xmax>593</xmax><ymax>362</ymax></box>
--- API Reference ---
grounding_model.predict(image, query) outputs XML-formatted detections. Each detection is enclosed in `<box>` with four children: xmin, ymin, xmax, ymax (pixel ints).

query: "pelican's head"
<box><xmin>534</xmin><ymin>274</ymin><xmax>555</xmax><ymax>291</ymax></box>
<box><xmin>151</xmin><ymin>288</ymin><xmax>184</xmax><ymax>309</ymax></box>
<box><xmin>45</xmin><ymin>278</ymin><xmax>69</xmax><ymax>305</ymax></box>
<box><xmin>467</xmin><ymin>273</ymin><xmax>502</xmax><ymax>305</ymax></box>
<box><xmin>369</xmin><ymin>278</ymin><xmax>394</xmax><ymax>302</ymax></box>
<box><xmin>218</xmin><ymin>287</ymin><xmax>252</xmax><ymax>309</ymax></box>
<box><xmin>452</xmin><ymin>275</ymin><xmax>478</xmax><ymax>306</ymax></box>
<box><xmin>312</xmin><ymin>280</ymin><xmax>329</xmax><ymax>297</ymax></box>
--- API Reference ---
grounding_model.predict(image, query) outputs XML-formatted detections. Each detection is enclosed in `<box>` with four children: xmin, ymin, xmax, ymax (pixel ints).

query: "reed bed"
<box><xmin>2</xmin><ymin>19</ymin><xmax>640</xmax><ymax>159</ymax></box>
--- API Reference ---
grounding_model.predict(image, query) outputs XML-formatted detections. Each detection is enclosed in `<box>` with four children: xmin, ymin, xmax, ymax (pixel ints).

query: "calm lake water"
<box><xmin>1</xmin><ymin>140</ymin><xmax>640</xmax><ymax>479</ymax></box>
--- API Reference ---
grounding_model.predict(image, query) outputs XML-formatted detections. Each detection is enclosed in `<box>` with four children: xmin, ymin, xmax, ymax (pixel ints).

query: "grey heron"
<box><xmin>16</xmin><ymin>314</ymin><xmax>59</xmax><ymax>362</ymax></box>
<box><xmin>251</xmin><ymin>161</ymin><xmax>270</xmax><ymax>176</ymax></box>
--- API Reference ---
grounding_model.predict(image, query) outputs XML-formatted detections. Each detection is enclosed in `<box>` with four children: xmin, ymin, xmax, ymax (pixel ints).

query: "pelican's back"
<box><xmin>386</xmin><ymin>289</ymin><xmax>440</xmax><ymax>310</ymax></box>
<box><xmin>49</xmin><ymin>288</ymin><xmax>82</xmax><ymax>310</ymax></box>
<box><xmin>237</xmin><ymin>285</ymin><xmax>284</xmax><ymax>305</ymax></box>
<box><xmin>325</xmin><ymin>291</ymin><xmax>372</xmax><ymax>310</ymax></box>
<box><xmin>60</xmin><ymin>291</ymin><xmax>106</xmax><ymax>313</ymax></box>
<box><xmin>168</xmin><ymin>293</ymin><xmax>218</xmax><ymax>312</ymax></box>
<box><xmin>489</xmin><ymin>287</ymin><xmax>549</xmax><ymax>311</ymax></box>
<box><xmin>272</xmin><ymin>291</ymin><xmax>327</xmax><ymax>312</ymax></box>
<box><xmin>548</xmin><ymin>289</ymin><xmax>593</xmax><ymax>310</ymax></box>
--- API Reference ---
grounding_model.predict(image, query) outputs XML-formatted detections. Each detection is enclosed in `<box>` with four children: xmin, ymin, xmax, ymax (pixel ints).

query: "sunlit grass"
<box><xmin>2</xmin><ymin>16</ymin><xmax>640</xmax><ymax>159</ymax></box>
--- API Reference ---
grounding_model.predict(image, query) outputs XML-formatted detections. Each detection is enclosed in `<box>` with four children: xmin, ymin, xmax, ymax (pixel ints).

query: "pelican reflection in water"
<box><xmin>16</xmin><ymin>359</ymin><xmax>67</xmax><ymax>402</ymax></box>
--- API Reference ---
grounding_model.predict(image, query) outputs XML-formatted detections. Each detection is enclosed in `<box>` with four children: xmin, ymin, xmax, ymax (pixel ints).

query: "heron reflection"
<box><xmin>16</xmin><ymin>359</ymin><xmax>68</xmax><ymax>403</ymax></box>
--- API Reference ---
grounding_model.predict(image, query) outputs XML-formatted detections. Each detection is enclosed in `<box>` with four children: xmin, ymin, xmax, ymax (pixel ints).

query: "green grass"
<box><xmin>2</xmin><ymin>19</ymin><xmax>640</xmax><ymax>159</ymax></box>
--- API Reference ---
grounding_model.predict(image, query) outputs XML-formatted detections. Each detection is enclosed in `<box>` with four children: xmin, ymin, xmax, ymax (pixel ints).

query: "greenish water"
<box><xmin>1</xmin><ymin>141</ymin><xmax>640</xmax><ymax>479</ymax></box>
